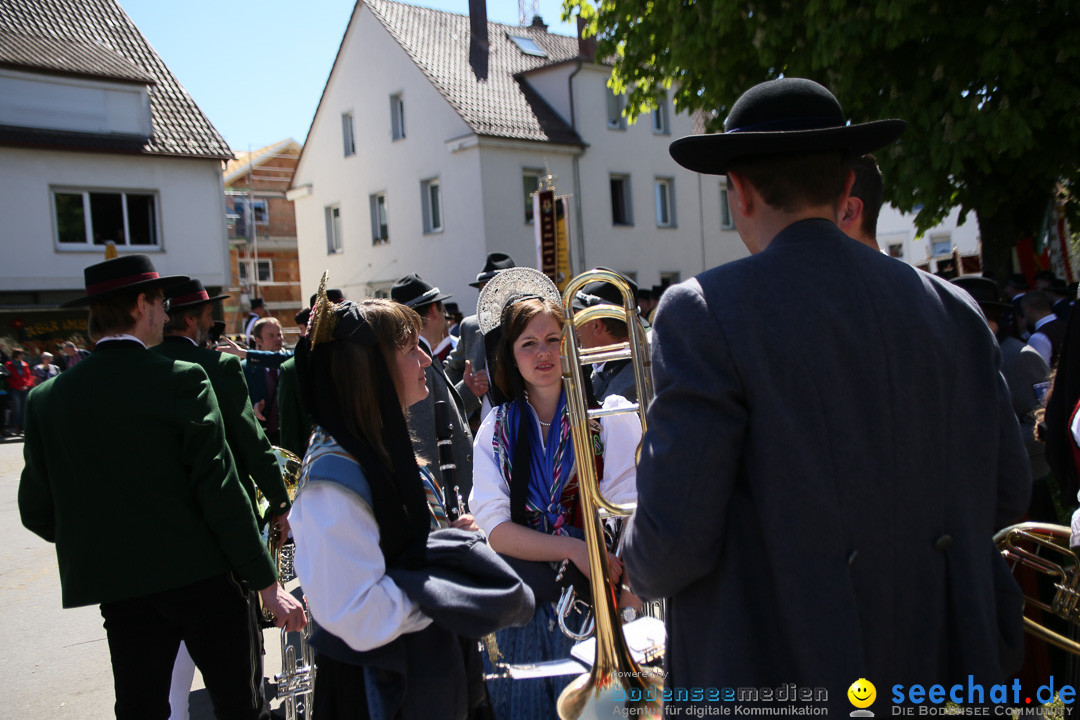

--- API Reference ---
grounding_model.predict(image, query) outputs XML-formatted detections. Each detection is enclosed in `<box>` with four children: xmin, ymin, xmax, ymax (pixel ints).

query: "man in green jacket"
<box><xmin>19</xmin><ymin>255</ymin><xmax>305</xmax><ymax>720</ymax></box>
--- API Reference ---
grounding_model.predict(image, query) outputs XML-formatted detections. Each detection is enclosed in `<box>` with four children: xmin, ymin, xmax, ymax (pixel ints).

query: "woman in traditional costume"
<box><xmin>468</xmin><ymin>268</ymin><xmax>641</xmax><ymax>718</ymax></box>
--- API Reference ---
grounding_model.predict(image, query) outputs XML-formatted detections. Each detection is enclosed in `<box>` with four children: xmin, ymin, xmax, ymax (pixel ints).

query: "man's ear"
<box><xmin>838</xmin><ymin>196</ymin><xmax>864</xmax><ymax>234</ymax></box>
<box><xmin>727</xmin><ymin>171</ymin><xmax>752</xmax><ymax>218</ymax></box>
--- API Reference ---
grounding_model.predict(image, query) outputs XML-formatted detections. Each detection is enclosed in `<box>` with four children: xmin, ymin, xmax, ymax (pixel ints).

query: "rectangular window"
<box><xmin>655</xmin><ymin>178</ymin><xmax>675</xmax><ymax>227</ymax></box>
<box><xmin>54</xmin><ymin>189</ymin><xmax>158</xmax><ymax>248</ymax></box>
<box><xmin>390</xmin><ymin>93</ymin><xmax>405</xmax><ymax>140</ymax></box>
<box><xmin>931</xmin><ymin>233</ymin><xmax>951</xmax><ymax>257</ymax></box>
<box><xmin>720</xmin><ymin>188</ymin><xmax>735</xmax><ymax>229</ymax></box>
<box><xmin>610</xmin><ymin>174</ymin><xmax>632</xmax><ymax>225</ymax></box>
<box><xmin>421</xmin><ymin>178</ymin><xmax>442</xmax><ymax>233</ymax></box>
<box><xmin>606</xmin><ymin>88</ymin><xmax>626</xmax><ymax>130</ymax></box>
<box><xmin>342</xmin><ymin>111</ymin><xmax>356</xmax><ymax>157</ymax></box>
<box><xmin>238</xmin><ymin>259</ymin><xmax>273</xmax><ymax>283</ymax></box>
<box><xmin>652</xmin><ymin>98</ymin><xmax>670</xmax><ymax>135</ymax></box>
<box><xmin>523</xmin><ymin>170</ymin><xmax>542</xmax><ymax>224</ymax></box>
<box><xmin>370</xmin><ymin>192</ymin><xmax>389</xmax><ymax>245</ymax></box>
<box><xmin>888</xmin><ymin>243</ymin><xmax>904</xmax><ymax>258</ymax></box>
<box><xmin>325</xmin><ymin>204</ymin><xmax>343</xmax><ymax>254</ymax></box>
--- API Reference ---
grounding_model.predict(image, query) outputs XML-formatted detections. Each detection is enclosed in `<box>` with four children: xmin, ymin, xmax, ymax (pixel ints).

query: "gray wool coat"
<box><xmin>623</xmin><ymin>218</ymin><xmax>1030</xmax><ymax>716</ymax></box>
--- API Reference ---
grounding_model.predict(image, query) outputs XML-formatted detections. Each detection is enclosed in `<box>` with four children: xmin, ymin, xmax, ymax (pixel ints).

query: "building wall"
<box><xmin>0</xmin><ymin>146</ymin><xmax>229</xmax><ymax>293</ymax></box>
<box><xmin>292</xmin><ymin>4</ymin><xmax>485</xmax><ymax>303</ymax></box>
<box><xmin>226</xmin><ymin>143</ymin><xmax>303</xmax><ymax>338</ymax></box>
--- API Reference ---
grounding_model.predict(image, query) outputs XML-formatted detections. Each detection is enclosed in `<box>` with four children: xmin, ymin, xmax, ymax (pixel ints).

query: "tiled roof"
<box><xmin>0</xmin><ymin>0</ymin><xmax>230</xmax><ymax>159</ymax></box>
<box><xmin>365</xmin><ymin>0</ymin><xmax>583</xmax><ymax>146</ymax></box>
<box><xmin>0</xmin><ymin>28</ymin><xmax>153</xmax><ymax>84</ymax></box>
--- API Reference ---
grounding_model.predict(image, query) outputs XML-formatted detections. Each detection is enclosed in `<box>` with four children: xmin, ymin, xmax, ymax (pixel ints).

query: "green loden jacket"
<box><xmin>19</xmin><ymin>340</ymin><xmax>276</xmax><ymax>608</ymax></box>
<box><xmin>154</xmin><ymin>336</ymin><xmax>291</xmax><ymax>522</ymax></box>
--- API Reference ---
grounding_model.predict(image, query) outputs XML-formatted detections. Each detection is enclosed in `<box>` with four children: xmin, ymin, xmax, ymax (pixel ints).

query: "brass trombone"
<box><xmin>995</xmin><ymin>521</ymin><xmax>1080</xmax><ymax>656</ymax></box>
<box><xmin>264</xmin><ymin>447</ymin><xmax>316</xmax><ymax>720</ymax></box>
<box><xmin>556</xmin><ymin>268</ymin><xmax>663</xmax><ymax>719</ymax></box>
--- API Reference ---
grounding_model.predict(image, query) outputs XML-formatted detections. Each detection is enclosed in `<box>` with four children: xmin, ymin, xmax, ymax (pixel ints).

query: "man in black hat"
<box><xmin>573</xmin><ymin>272</ymin><xmax>641</xmax><ymax>403</ymax></box>
<box><xmin>623</xmin><ymin>78</ymin><xmax>1030</xmax><ymax>713</ymax></box>
<box><xmin>391</xmin><ymin>274</ymin><xmax>474</xmax><ymax>509</ymax></box>
<box><xmin>154</xmin><ymin>278</ymin><xmax>295</xmax><ymax>716</ymax></box>
<box><xmin>19</xmin><ymin>255</ymin><xmax>305</xmax><ymax>720</ymax></box>
<box><xmin>445</xmin><ymin>252</ymin><xmax>517</xmax><ymax>423</ymax></box>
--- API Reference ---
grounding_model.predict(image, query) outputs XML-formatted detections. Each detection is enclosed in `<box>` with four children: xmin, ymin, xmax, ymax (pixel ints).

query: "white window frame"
<box><xmin>652</xmin><ymin>97</ymin><xmax>670</xmax><ymax>135</ymax></box>
<box><xmin>655</xmin><ymin>178</ymin><xmax>675</xmax><ymax>228</ymax></box>
<box><xmin>52</xmin><ymin>187</ymin><xmax>160</xmax><ymax>251</ymax></box>
<box><xmin>370</xmin><ymin>192</ymin><xmax>389</xmax><ymax>245</ymax></box>
<box><xmin>522</xmin><ymin>169</ymin><xmax>542</xmax><ymax>224</ymax></box>
<box><xmin>930</xmin><ymin>233</ymin><xmax>952</xmax><ymax>257</ymax></box>
<box><xmin>238</xmin><ymin>258</ymin><xmax>273</xmax><ymax>284</ymax></box>
<box><xmin>606</xmin><ymin>88</ymin><xmax>627</xmax><ymax>130</ymax></box>
<box><xmin>720</xmin><ymin>187</ymin><xmax>735</xmax><ymax>230</ymax></box>
<box><xmin>610</xmin><ymin>174</ymin><xmax>633</xmax><ymax>226</ymax></box>
<box><xmin>342</xmin><ymin>111</ymin><xmax>356</xmax><ymax>157</ymax></box>
<box><xmin>390</xmin><ymin>93</ymin><xmax>405</xmax><ymax>140</ymax></box>
<box><xmin>421</xmin><ymin>178</ymin><xmax>443</xmax><ymax>234</ymax></box>
<box><xmin>325</xmin><ymin>204</ymin><xmax>343</xmax><ymax>254</ymax></box>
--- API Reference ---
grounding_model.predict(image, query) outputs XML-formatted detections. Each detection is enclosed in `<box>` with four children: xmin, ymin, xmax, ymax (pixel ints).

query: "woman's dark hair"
<box><xmin>493</xmin><ymin>297</ymin><xmax>564</xmax><ymax>400</ymax></box>
<box><xmin>326</xmin><ymin>299</ymin><xmax>421</xmax><ymax>466</ymax></box>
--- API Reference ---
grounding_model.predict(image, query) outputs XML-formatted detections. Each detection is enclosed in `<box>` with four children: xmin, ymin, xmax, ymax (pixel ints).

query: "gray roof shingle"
<box><xmin>365</xmin><ymin>0</ymin><xmax>583</xmax><ymax>146</ymax></box>
<box><xmin>0</xmin><ymin>0</ymin><xmax>230</xmax><ymax>159</ymax></box>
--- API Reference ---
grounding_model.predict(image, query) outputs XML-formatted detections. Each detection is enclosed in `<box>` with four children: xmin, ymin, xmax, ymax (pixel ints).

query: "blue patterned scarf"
<box><xmin>493</xmin><ymin>390</ymin><xmax>578</xmax><ymax>535</ymax></box>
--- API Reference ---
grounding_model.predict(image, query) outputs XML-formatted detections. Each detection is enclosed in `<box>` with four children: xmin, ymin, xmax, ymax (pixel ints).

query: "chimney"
<box><xmin>577</xmin><ymin>15</ymin><xmax>597</xmax><ymax>60</ymax></box>
<box><xmin>469</xmin><ymin>0</ymin><xmax>489</xmax><ymax>80</ymax></box>
<box><xmin>530</xmin><ymin>15</ymin><xmax>548</xmax><ymax>31</ymax></box>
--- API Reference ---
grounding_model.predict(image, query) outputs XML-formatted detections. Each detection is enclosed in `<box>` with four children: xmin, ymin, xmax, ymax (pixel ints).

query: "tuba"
<box><xmin>994</xmin><ymin>521</ymin><xmax>1080</xmax><ymax>655</ymax></box>
<box><xmin>265</xmin><ymin>447</ymin><xmax>316</xmax><ymax>720</ymax></box>
<box><xmin>556</xmin><ymin>269</ymin><xmax>664</xmax><ymax>719</ymax></box>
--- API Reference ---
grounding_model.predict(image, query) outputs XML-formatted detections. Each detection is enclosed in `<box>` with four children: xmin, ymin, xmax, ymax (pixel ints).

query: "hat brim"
<box><xmin>60</xmin><ymin>274</ymin><xmax>190</xmax><ymax>308</ymax></box>
<box><xmin>669</xmin><ymin>119</ymin><xmax>907</xmax><ymax>175</ymax></box>
<box><xmin>169</xmin><ymin>293</ymin><xmax>230</xmax><ymax>311</ymax></box>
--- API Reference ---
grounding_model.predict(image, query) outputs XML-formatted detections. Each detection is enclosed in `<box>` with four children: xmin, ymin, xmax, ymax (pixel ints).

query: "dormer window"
<box><xmin>508</xmin><ymin>35</ymin><xmax>547</xmax><ymax>57</ymax></box>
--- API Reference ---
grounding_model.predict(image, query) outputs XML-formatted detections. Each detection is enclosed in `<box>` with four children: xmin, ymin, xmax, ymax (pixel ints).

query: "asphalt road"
<box><xmin>0</xmin><ymin>435</ymin><xmax>289</xmax><ymax>719</ymax></box>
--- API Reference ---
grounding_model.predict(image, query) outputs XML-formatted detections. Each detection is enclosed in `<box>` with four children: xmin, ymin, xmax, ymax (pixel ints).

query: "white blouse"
<box><xmin>468</xmin><ymin>394</ymin><xmax>641</xmax><ymax>536</ymax></box>
<box><xmin>290</xmin><ymin>448</ymin><xmax>432</xmax><ymax>652</ymax></box>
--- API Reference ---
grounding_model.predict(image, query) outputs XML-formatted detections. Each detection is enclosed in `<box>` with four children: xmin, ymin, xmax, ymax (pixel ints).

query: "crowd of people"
<box><xmin>13</xmin><ymin>75</ymin><xmax>1080</xmax><ymax>720</ymax></box>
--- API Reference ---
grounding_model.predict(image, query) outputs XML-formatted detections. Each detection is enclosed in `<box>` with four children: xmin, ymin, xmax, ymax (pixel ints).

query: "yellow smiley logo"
<box><xmin>848</xmin><ymin>678</ymin><xmax>876</xmax><ymax>709</ymax></box>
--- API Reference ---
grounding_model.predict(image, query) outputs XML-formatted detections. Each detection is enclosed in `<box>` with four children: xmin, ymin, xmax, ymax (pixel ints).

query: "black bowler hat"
<box><xmin>165</xmin><ymin>279</ymin><xmax>229</xmax><ymax>311</ymax></box>
<box><xmin>572</xmin><ymin>268</ymin><xmax>638</xmax><ymax>311</ymax></box>
<box><xmin>308</xmin><ymin>289</ymin><xmax>345</xmax><ymax>308</ymax></box>
<box><xmin>61</xmin><ymin>254</ymin><xmax>188</xmax><ymax>307</ymax></box>
<box><xmin>391</xmin><ymin>274</ymin><xmax>452</xmax><ymax>308</ymax></box>
<box><xmin>951</xmin><ymin>275</ymin><xmax>1012</xmax><ymax>314</ymax></box>
<box><xmin>669</xmin><ymin>78</ymin><xmax>907</xmax><ymax>175</ymax></box>
<box><xmin>470</xmin><ymin>252</ymin><xmax>517</xmax><ymax>288</ymax></box>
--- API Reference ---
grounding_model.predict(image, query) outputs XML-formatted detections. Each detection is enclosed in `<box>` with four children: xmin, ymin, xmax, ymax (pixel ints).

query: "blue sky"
<box><xmin>120</xmin><ymin>0</ymin><xmax>579</xmax><ymax>155</ymax></box>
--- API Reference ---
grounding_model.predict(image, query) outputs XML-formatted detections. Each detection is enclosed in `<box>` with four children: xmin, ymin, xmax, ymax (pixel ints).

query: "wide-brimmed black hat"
<box><xmin>669</xmin><ymin>78</ymin><xmax>907</xmax><ymax>175</ymax></box>
<box><xmin>166</xmin><ymin>279</ymin><xmax>229</xmax><ymax>311</ymax></box>
<box><xmin>951</xmin><ymin>275</ymin><xmax>1012</xmax><ymax>314</ymax></box>
<box><xmin>470</xmin><ymin>252</ymin><xmax>517</xmax><ymax>288</ymax></box>
<box><xmin>572</xmin><ymin>268</ymin><xmax>638</xmax><ymax>311</ymax></box>
<box><xmin>61</xmin><ymin>254</ymin><xmax>188</xmax><ymax>307</ymax></box>
<box><xmin>391</xmin><ymin>274</ymin><xmax>451</xmax><ymax>308</ymax></box>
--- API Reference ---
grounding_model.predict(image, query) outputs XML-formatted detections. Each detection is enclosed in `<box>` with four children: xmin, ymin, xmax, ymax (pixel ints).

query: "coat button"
<box><xmin>934</xmin><ymin>534</ymin><xmax>953</xmax><ymax>552</ymax></box>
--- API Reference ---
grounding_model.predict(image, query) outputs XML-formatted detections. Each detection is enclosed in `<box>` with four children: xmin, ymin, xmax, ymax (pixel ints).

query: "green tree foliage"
<box><xmin>565</xmin><ymin>0</ymin><xmax>1080</xmax><ymax>277</ymax></box>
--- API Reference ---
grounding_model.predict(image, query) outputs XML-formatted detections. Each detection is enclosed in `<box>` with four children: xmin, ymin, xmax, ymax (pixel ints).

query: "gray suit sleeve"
<box><xmin>622</xmin><ymin>283</ymin><xmax>746</xmax><ymax>600</ymax></box>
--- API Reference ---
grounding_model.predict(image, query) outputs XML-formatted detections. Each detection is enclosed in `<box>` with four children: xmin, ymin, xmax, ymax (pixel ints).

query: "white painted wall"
<box><xmin>0</xmin><ymin>147</ymin><xmax>229</xmax><ymax>291</ymax></box>
<box><xmin>0</xmin><ymin>69</ymin><xmax>152</xmax><ymax>137</ymax></box>
<box><xmin>877</xmin><ymin>204</ymin><xmax>980</xmax><ymax>267</ymax></box>
<box><xmin>292</xmin><ymin>3</ymin><xmax>486</xmax><ymax>303</ymax></box>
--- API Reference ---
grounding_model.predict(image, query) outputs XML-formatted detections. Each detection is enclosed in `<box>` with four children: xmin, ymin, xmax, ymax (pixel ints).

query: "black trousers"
<box><xmin>100</xmin><ymin>573</ymin><xmax>268</xmax><ymax>720</ymax></box>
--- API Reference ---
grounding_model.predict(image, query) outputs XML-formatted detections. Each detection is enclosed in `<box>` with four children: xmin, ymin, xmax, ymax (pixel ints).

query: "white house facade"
<box><xmin>0</xmin><ymin>0</ymin><xmax>231</xmax><ymax>351</ymax></box>
<box><xmin>290</xmin><ymin>0</ymin><xmax>749</xmax><ymax>305</ymax></box>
